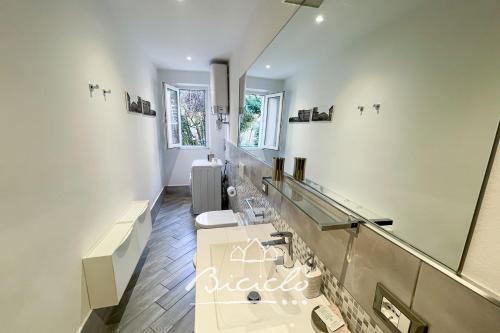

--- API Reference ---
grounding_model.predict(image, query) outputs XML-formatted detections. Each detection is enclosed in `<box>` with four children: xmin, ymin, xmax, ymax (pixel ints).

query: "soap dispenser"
<box><xmin>301</xmin><ymin>255</ymin><xmax>322</xmax><ymax>299</ymax></box>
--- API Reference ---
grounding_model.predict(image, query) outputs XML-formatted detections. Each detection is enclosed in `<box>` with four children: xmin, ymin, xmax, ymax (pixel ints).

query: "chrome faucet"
<box><xmin>261</xmin><ymin>231</ymin><xmax>294</xmax><ymax>268</ymax></box>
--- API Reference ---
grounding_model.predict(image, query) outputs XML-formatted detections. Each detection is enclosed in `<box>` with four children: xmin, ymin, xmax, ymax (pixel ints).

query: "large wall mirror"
<box><xmin>237</xmin><ymin>0</ymin><xmax>500</xmax><ymax>270</ymax></box>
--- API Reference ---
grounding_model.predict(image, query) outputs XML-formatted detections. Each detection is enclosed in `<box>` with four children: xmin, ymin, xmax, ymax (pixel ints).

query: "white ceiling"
<box><xmin>106</xmin><ymin>0</ymin><xmax>273</xmax><ymax>71</ymax></box>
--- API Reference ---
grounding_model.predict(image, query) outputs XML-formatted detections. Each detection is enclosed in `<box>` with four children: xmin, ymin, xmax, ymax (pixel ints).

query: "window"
<box><xmin>165</xmin><ymin>85</ymin><xmax>180</xmax><ymax>147</ymax></box>
<box><xmin>164</xmin><ymin>84</ymin><xmax>208</xmax><ymax>148</ymax></box>
<box><xmin>239</xmin><ymin>92</ymin><xmax>283</xmax><ymax>150</ymax></box>
<box><xmin>239</xmin><ymin>94</ymin><xmax>264</xmax><ymax>148</ymax></box>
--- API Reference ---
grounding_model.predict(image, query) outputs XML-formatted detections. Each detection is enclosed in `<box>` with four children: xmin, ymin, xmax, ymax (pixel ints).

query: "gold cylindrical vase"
<box><xmin>293</xmin><ymin>157</ymin><xmax>307</xmax><ymax>181</ymax></box>
<box><xmin>272</xmin><ymin>157</ymin><xmax>285</xmax><ymax>181</ymax></box>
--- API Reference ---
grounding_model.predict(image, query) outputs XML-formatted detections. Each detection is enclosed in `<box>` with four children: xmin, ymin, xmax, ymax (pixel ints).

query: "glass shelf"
<box><xmin>262</xmin><ymin>176</ymin><xmax>366</xmax><ymax>231</ymax></box>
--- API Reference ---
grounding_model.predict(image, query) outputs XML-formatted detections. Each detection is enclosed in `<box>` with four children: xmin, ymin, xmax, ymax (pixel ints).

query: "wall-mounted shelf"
<box><xmin>262</xmin><ymin>176</ymin><xmax>392</xmax><ymax>231</ymax></box>
<box><xmin>83</xmin><ymin>200</ymin><xmax>152</xmax><ymax>309</ymax></box>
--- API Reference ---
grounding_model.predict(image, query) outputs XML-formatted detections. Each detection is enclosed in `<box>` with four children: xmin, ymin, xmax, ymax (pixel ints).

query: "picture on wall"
<box><xmin>312</xmin><ymin>105</ymin><xmax>334</xmax><ymax>121</ymax></box>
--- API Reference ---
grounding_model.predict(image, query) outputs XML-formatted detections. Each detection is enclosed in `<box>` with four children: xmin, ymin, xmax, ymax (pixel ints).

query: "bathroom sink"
<box><xmin>210</xmin><ymin>241</ymin><xmax>302</xmax><ymax>329</ymax></box>
<box><xmin>195</xmin><ymin>225</ymin><xmax>330</xmax><ymax>332</ymax></box>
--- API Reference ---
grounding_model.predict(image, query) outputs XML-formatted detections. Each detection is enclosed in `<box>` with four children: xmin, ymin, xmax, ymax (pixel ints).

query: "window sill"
<box><xmin>180</xmin><ymin>146</ymin><xmax>209</xmax><ymax>150</ymax></box>
<box><xmin>240</xmin><ymin>146</ymin><xmax>262</xmax><ymax>150</ymax></box>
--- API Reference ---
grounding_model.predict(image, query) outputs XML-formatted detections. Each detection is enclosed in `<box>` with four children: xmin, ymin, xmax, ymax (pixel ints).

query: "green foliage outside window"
<box><xmin>180</xmin><ymin>89</ymin><xmax>206</xmax><ymax>146</ymax></box>
<box><xmin>239</xmin><ymin>94</ymin><xmax>263</xmax><ymax>147</ymax></box>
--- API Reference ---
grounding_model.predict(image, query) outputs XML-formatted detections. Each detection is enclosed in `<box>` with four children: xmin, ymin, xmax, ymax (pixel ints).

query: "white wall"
<box><xmin>463</xmin><ymin>138</ymin><xmax>500</xmax><ymax>295</ymax></box>
<box><xmin>281</xmin><ymin>1</ymin><xmax>500</xmax><ymax>268</ymax></box>
<box><xmin>157</xmin><ymin>69</ymin><xmax>226</xmax><ymax>186</ymax></box>
<box><xmin>0</xmin><ymin>1</ymin><xmax>164</xmax><ymax>332</ymax></box>
<box><xmin>228</xmin><ymin>1</ymin><xmax>297</xmax><ymax>144</ymax></box>
<box><xmin>246</xmin><ymin>76</ymin><xmax>284</xmax><ymax>93</ymax></box>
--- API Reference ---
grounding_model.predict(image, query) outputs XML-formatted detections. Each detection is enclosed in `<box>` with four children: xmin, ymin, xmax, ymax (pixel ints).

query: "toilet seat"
<box><xmin>195</xmin><ymin>210</ymin><xmax>239</xmax><ymax>229</ymax></box>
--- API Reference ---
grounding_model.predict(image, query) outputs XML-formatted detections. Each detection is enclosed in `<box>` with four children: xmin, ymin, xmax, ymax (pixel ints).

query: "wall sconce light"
<box><xmin>373</xmin><ymin>103</ymin><xmax>381</xmax><ymax>114</ymax></box>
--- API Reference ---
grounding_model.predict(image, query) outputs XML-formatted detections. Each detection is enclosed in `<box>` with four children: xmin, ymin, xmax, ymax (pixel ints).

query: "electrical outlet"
<box><xmin>373</xmin><ymin>283</ymin><xmax>427</xmax><ymax>333</ymax></box>
<box><xmin>381</xmin><ymin>297</ymin><xmax>411</xmax><ymax>332</ymax></box>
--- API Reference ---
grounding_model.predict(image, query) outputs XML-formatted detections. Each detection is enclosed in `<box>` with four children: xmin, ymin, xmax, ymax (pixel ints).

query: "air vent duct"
<box><xmin>282</xmin><ymin>0</ymin><xmax>323</xmax><ymax>8</ymax></box>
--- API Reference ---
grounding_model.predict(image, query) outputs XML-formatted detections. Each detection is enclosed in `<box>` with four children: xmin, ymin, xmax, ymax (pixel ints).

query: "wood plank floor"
<box><xmin>106</xmin><ymin>190</ymin><xmax>196</xmax><ymax>333</ymax></box>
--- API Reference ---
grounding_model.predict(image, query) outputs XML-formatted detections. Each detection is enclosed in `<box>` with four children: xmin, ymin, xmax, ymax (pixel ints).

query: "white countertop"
<box><xmin>195</xmin><ymin>224</ymin><xmax>331</xmax><ymax>333</ymax></box>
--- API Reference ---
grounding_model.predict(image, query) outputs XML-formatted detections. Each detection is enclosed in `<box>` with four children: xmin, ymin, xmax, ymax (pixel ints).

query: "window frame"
<box><xmin>239</xmin><ymin>92</ymin><xmax>265</xmax><ymax>149</ymax></box>
<box><xmin>239</xmin><ymin>91</ymin><xmax>283</xmax><ymax>150</ymax></box>
<box><xmin>260</xmin><ymin>92</ymin><xmax>284</xmax><ymax>150</ymax></box>
<box><xmin>178</xmin><ymin>85</ymin><xmax>209</xmax><ymax>149</ymax></box>
<box><xmin>164</xmin><ymin>83</ymin><xmax>181</xmax><ymax>149</ymax></box>
<box><xmin>163</xmin><ymin>83</ymin><xmax>209</xmax><ymax>149</ymax></box>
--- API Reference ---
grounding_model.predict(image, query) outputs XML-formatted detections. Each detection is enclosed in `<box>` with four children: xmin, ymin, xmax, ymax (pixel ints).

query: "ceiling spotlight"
<box><xmin>186</xmin><ymin>56</ymin><xmax>192</xmax><ymax>61</ymax></box>
<box><xmin>315</xmin><ymin>15</ymin><xmax>324</xmax><ymax>24</ymax></box>
<box><xmin>265</xmin><ymin>64</ymin><xmax>271</xmax><ymax>69</ymax></box>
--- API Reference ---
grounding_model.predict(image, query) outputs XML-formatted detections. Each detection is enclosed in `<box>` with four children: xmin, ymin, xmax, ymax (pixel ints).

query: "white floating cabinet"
<box><xmin>83</xmin><ymin>201</ymin><xmax>151</xmax><ymax>309</ymax></box>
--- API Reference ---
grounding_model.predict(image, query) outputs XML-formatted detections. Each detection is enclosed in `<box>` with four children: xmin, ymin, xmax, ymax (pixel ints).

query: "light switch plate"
<box><xmin>262</xmin><ymin>182</ymin><xmax>268</xmax><ymax>194</ymax></box>
<box><xmin>373</xmin><ymin>283</ymin><xmax>427</xmax><ymax>333</ymax></box>
<box><xmin>238</xmin><ymin>162</ymin><xmax>245</xmax><ymax>179</ymax></box>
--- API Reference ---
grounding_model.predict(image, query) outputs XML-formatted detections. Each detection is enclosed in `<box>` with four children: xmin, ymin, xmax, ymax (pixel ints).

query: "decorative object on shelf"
<box><xmin>272</xmin><ymin>157</ymin><xmax>285</xmax><ymax>181</ymax></box>
<box><xmin>372</xmin><ymin>103</ymin><xmax>381</xmax><ymax>114</ymax></box>
<box><xmin>141</xmin><ymin>99</ymin><xmax>150</xmax><ymax>114</ymax></box>
<box><xmin>125</xmin><ymin>92</ymin><xmax>142</xmax><ymax>114</ymax></box>
<box><xmin>357</xmin><ymin>105</ymin><xmax>364</xmax><ymax>115</ymax></box>
<box><xmin>312</xmin><ymin>105</ymin><xmax>334</xmax><ymax>121</ymax></box>
<box><xmin>293</xmin><ymin>157</ymin><xmax>307</xmax><ymax>181</ymax></box>
<box><xmin>141</xmin><ymin>99</ymin><xmax>156</xmax><ymax>116</ymax></box>
<box><xmin>289</xmin><ymin>109</ymin><xmax>311</xmax><ymax>122</ymax></box>
<box><xmin>88</xmin><ymin>83</ymin><xmax>100</xmax><ymax>97</ymax></box>
<box><xmin>102</xmin><ymin>89</ymin><xmax>111</xmax><ymax>101</ymax></box>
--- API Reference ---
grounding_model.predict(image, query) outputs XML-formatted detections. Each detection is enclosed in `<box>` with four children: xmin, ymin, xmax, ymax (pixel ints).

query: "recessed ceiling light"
<box><xmin>315</xmin><ymin>15</ymin><xmax>324</xmax><ymax>24</ymax></box>
<box><xmin>186</xmin><ymin>56</ymin><xmax>192</xmax><ymax>61</ymax></box>
<box><xmin>265</xmin><ymin>64</ymin><xmax>271</xmax><ymax>69</ymax></box>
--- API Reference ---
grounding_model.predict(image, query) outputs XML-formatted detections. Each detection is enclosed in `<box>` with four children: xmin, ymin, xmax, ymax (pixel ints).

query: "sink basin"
<box><xmin>210</xmin><ymin>241</ymin><xmax>302</xmax><ymax>329</ymax></box>
<box><xmin>195</xmin><ymin>224</ymin><xmax>331</xmax><ymax>333</ymax></box>
<box><xmin>195</xmin><ymin>224</ymin><xmax>329</xmax><ymax>333</ymax></box>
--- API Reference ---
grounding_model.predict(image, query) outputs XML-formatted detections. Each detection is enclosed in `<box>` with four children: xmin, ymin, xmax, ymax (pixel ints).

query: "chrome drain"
<box><xmin>247</xmin><ymin>291</ymin><xmax>261</xmax><ymax>304</ymax></box>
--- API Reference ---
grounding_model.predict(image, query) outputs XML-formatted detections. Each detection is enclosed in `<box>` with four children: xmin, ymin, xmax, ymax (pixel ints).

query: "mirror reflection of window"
<box><xmin>239</xmin><ymin>92</ymin><xmax>283</xmax><ymax>150</ymax></box>
<box><xmin>262</xmin><ymin>92</ymin><xmax>284</xmax><ymax>150</ymax></box>
<box><xmin>239</xmin><ymin>94</ymin><xmax>264</xmax><ymax>148</ymax></box>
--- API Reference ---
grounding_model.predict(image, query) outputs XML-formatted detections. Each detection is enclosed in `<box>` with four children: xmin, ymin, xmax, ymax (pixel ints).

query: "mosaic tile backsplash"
<box><xmin>227</xmin><ymin>162</ymin><xmax>383</xmax><ymax>333</ymax></box>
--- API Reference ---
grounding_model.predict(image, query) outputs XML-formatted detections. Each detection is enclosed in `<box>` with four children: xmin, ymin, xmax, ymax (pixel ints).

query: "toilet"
<box><xmin>195</xmin><ymin>209</ymin><xmax>240</xmax><ymax>229</ymax></box>
<box><xmin>193</xmin><ymin>210</ymin><xmax>242</xmax><ymax>268</ymax></box>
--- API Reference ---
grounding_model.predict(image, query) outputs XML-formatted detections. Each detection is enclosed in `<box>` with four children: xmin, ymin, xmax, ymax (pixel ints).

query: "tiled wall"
<box><xmin>225</xmin><ymin>141</ymin><xmax>500</xmax><ymax>333</ymax></box>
